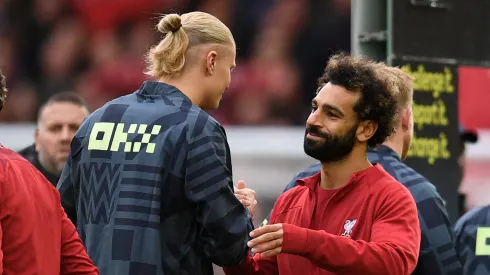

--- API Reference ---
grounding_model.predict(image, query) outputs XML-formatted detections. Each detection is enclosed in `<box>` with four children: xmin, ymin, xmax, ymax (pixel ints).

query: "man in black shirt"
<box><xmin>18</xmin><ymin>92</ymin><xmax>90</xmax><ymax>186</ymax></box>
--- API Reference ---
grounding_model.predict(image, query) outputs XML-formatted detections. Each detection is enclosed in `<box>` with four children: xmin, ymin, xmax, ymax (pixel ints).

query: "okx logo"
<box><xmin>88</xmin><ymin>122</ymin><xmax>161</xmax><ymax>153</ymax></box>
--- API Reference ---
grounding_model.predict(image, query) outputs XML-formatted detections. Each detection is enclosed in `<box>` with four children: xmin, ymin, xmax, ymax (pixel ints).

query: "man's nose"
<box><xmin>60</xmin><ymin>127</ymin><xmax>73</xmax><ymax>142</ymax></box>
<box><xmin>306</xmin><ymin>109</ymin><xmax>322</xmax><ymax>128</ymax></box>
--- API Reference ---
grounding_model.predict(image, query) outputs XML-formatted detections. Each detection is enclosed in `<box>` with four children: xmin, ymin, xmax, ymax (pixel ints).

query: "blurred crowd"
<box><xmin>0</xmin><ymin>0</ymin><xmax>351</xmax><ymax>125</ymax></box>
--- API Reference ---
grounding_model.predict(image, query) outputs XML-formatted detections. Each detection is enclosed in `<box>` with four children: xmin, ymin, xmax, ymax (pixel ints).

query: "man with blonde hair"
<box><xmin>259</xmin><ymin>62</ymin><xmax>463</xmax><ymax>274</ymax></box>
<box><xmin>57</xmin><ymin>12</ymin><xmax>253</xmax><ymax>275</ymax></box>
<box><xmin>226</xmin><ymin>53</ymin><xmax>421</xmax><ymax>274</ymax></box>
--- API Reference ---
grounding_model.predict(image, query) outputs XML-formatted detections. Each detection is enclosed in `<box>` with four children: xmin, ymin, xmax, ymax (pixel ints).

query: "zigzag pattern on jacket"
<box><xmin>80</xmin><ymin>162</ymin><xmax>121</xmax><ymax>224</ymax></box>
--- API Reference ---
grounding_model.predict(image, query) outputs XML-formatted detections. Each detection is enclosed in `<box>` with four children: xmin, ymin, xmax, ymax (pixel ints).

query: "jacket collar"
<box><xmin>369</xmin><ymin>144</ymin><xmax>401</xmax><ymax>161</ymax></box>
<box><xmin>137</xmin><ymin>81</ymin><xmax>190</xmax><ymax>100</ymax></box>
<box><xmin>297</xmin><ymin>163</ymin><xmax>386</xmax><ymax>192</ymax></box>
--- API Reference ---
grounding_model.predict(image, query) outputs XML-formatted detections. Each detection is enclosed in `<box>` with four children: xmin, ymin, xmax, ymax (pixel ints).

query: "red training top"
<box><xmin>224</xmin><ymin>164</ymin><xmax>421</xmax><ymax>275</ymax></box>
<box><xmin>0</xmin><ymin>145</ymin><xmax>99</xmax><ymax>275</ymax></box>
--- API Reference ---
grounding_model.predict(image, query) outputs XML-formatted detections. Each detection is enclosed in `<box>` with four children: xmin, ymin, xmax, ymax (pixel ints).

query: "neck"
<box><xmin>381</xmin><ymin>128</ymin><xmax>403</xmax><ymax>158</ymax></box>
<box><xmin>320</xmin><ymin>145</ymin><xmax>372</xmax><ymax>190</ymax></box>
<box><xmin>161</xmin><ymin>73</ymin><xmax>204</xmax><ymax>108</ymax></box>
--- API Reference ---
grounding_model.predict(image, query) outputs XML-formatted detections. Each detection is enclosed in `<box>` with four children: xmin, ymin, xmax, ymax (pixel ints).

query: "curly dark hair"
<box><xmin>0</xmin><ymin>70</ymin><xmax>6</xmax><ymax>112</ymax></box>
<box><xmin>317</xmin><ymin>53</ymin><xmax>398</xmax><ymax>147</ymax></box>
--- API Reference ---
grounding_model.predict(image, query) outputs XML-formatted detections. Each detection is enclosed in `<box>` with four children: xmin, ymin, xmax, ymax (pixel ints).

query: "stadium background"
<box><xmin>0</xmin><ymin>0</ymin><xmax>489</xmax><ymax>273</ymax></box>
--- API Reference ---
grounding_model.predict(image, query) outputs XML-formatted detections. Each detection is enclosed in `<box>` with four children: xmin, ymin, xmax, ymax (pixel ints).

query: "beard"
<box><xmin>303</xmin><ymin>123</ymin><xmax>358</xmax><ymax>163</ymax></box>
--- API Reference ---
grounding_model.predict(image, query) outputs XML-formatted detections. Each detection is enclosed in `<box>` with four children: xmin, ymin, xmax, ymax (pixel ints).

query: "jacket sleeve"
<box><xmin>281</xmin><ymin>185</ymin><xmax>421</xmax><ymax>275</ymax></box>
<box><xmin>412</xmin><ymin>184</ymin><xmax>462</xmax><ymax>274</ymax></box>
<box><xmin>184</xmin><ymin>119</ymin><xmax>253</xmax><ymax>267</ymax></box>
<box><xmin>57</xmin><ymin>156</ymin><xmax>78</xmax><ymax>225</ymax></box>
<box><xmin>223</xmin><ymin>198</ymin><xmax>281</xmax><ymax>275</ymax></box>
<box><xmin>0</xmin><ymin>220</ymin><xmax>3</xmax><ymax>274</ymax></box>
<box><xmin>222</xmin><ymin>253</ymin><xmax>279</xmax><ymax>275</ymax></box>
<box><xmin>60</xmin><ymin>199</ymin><xmax>99</xmax><ymax>275</ymax></box>
<box><xmin>0</xmin><ymin>165</ymin><xmax>6</xmax><ymax>274</ymax></box>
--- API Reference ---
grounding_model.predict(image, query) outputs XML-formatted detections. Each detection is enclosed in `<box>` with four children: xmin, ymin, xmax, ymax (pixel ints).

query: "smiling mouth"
<box><xmin>307</xmin><ymin>133</ymin><xmax>322</xmax><ymax>139</ymax></box>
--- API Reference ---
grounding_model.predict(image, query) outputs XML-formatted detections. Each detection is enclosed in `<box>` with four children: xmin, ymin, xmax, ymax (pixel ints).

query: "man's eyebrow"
<box><xmin>322</xmin><ymin>103</ymin><xmax>345</xmax><ymax>117</ymax></box>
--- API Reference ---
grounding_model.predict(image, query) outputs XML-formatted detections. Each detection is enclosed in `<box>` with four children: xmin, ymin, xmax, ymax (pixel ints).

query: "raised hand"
<box><xmin>234</xmin><ymin>180</ymin><xmax>257</xmax><ymax>220</ymax></box>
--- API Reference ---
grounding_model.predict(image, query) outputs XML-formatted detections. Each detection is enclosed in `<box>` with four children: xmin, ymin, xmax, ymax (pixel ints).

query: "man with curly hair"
<box><xmin>258</xmin><ymin>61</ymin><xmax>463</xmax><ymax>274</ymax></box>
<box><xmin>223</xmin><ymin>53</ymin><xmax>421</xmax><ymax>275</ymax></box>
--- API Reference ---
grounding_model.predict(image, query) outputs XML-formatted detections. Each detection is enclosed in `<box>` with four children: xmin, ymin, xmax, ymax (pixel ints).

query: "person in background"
<box><xmin>57</xmin><ymin>12</ymin><xmax>254</xmax><ymax>275</ymax></box>
<box><xmin>0</xmin><ymin>70</ymin><xmax>99</xmax><ymax>274</ymax></box>
<box><xmin>18</xmin><ymin>92</ymin><xmax>91</xmax><ymax>186</ymax></box>
<box><xmin>458</xmin><ymin>124</ymin><xmax>479</xmax><ymax>216</ymax></box>
<box><xmin>452</xmin><ymin>126</ymin><xmax>484</xmax><ymax>275</ymax></box>
<box><xmin>453</xmin><ymin>200</ymin><xmax>490</xmax><ymax>275</ymax></box>
<box><xmin>224</xmin><ymin>53</ymin><xmax>421</xmax><ymax>275</ymax></box>
<box><xmin>258</xmin><ymin>62</ymin><xmax>462</xmax><ymax>274</ymax></box>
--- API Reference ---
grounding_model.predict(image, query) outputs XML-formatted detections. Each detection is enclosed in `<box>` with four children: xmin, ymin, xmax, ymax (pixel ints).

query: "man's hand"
<box><xmin>247</xmin><ymin>224</ymin><xmax>283</xmax><ymax>258</ymax></box>
<box><xmin>234</xmin><ymin>180</ymin><xmax>257</xmax><ymax>219</ymax></box>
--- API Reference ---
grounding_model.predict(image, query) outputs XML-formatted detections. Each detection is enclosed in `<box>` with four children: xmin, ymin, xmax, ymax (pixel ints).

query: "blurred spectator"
<box><xmin>39</xmin><ymin>18</ymin><xmax>86</xmax><ymax>101</ymax></box>
<box><xmin>18</xmin><ymin>92</ymin><xmax>90</xmax><ymax>186</ymax></box>
<box><xmin>0</xmin><ymin>80</ymin><xmax>39</xmax><ymax>121</ymax></box>
<box><xmin>458</xmin><ymin>124</ymin><xmax>479</xmax><ymax>215</ymax></box>
<box><xmin>0</xmin><ymin>0</ymin><xmax>351</xmax><ymax>125</ymax></box>
<box><xmin>0</xmin><ymin>34</ymin><xmax>15</xmax><ymax>80</ymax></box>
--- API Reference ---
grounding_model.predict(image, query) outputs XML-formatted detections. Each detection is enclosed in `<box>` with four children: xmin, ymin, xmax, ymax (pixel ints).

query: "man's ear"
<box><xmin>356</xmin><ymin>120</ymin><xmax>378</xmax><ymax>142</ymax></box>
<box><xmin>34</xmin><ymin>129</ymin><xmax>41</xmax><ymax>153</ymax></box>
<box><xmin>205</xmin><ymin>51</ymin><xmax>218</xmax><ymax>75</ymax></box>
<box><xmin>401</xmin><ymin>108</ymin><xmax>412</xmax><ymax>131</ymax></box>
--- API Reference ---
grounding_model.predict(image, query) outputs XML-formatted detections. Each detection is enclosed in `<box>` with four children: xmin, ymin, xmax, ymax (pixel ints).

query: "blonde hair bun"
<box><xmin>157</xmin><ymin>13</ymin><xmax>182</xmax><ymax>33</ymax></box>
<box><xmin>146</xmin><ymin>11</ymin><xmax>235</xmax><ymax>79</ymax></box>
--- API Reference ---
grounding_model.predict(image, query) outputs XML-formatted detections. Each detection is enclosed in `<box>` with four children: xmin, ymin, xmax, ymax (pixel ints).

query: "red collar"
<box><xmin>296</xmin><ymin>163</ymin><xmax>385</xmax><ymax>191</ymax></box>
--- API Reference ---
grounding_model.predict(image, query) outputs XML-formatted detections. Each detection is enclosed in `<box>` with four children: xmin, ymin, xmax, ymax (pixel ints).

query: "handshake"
<box><xmin>234</xmin><ymin>180</ymin><xmax>257</xmax><ymax>219</ymax></box>
<box><xmin>233</xmin><ymin>181</ymin><xmax>285</xmax><ymax>258</ymax></box>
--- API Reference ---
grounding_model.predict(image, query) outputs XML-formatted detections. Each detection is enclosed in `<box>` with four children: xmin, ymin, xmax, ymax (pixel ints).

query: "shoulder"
<box><xmin>0</xmin><ymin>146</ymin><xmax>59</xmax><ymax>193</ymax></box>
<box><xmin>455</xmin><ymin>205</ymin><xmax>490</xmax><ymax>234</ymax></box>
<box><xmin>372</xmin><ymin>155</ymin><xmax>442</xmax><ymax>205</ymax></box>
<box><xmin>368</xmin><ymin>165</ymin><xmax>415</xmax><ymax>206</ymax></box>
<box><xmin>388</xmin><ymin>161</ymin><xmax>444</xmax><ymax>208</ymax></box>
<box><xmin>370</xmin><ymin>165</ymin><xmax>411</xmax><ymax>194</ymax></box>
<box><xmin>365</xmin><ymin>167</ymin><xmax>419</xmax><ymax>225</ymax></box>
<box><xmin>376</xmin><ymin>154</ymin><xmax>429</xmax><ymax>191</ymax></box>
<box><xmin>0</xmin><ymin>146</ymin><xmax>48</xmax><ymax>177</ymax></box>
<box><xmin>0</xmin><ymin>146</ymin><xmax>32</xmax><ymax>170</ymax></box>
<box><xmin>186</xmin><ymin>109</ymin><xmax>224</xmax><ymax>140</ymax></box>
<box><xmin>368</xmin><ymin>148</ymin><xmax>424</xmax><ymax>188</ymax></box>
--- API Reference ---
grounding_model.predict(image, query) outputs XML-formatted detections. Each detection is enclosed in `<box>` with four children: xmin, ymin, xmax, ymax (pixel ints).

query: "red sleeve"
<box><xmin>0</xmin><ymin>167</ymin><xmax>5</xmax><ymax>274</ymax></box>
<box><xmin>0</xmin><ymin>220</ymin><xmax>3</xmax><ymax>275</ymax></box>
<box><xmin>281</xmin><ymin>185</ymin><xmax>420</xmax><ymax>275</ymax></box>
<box><xmin>222</xmin><ymin>197</ymin><xmax>282</xmax><ymax>275</ymax></box>
<box><xmin>222</xmin><ymin>252</ymin><xmax>278</xmax><ymax>275</ymax></box>
<box><xmin>60</xmin><ymin>204</ymin><xmax>100</xmax><ymax>275</ymax></box>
